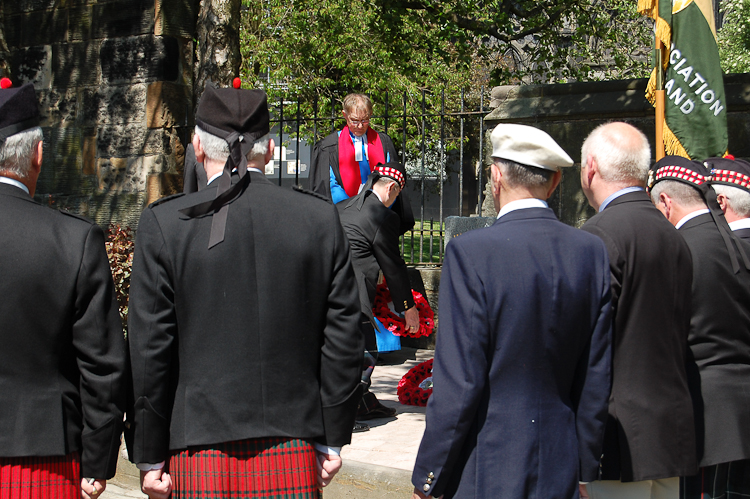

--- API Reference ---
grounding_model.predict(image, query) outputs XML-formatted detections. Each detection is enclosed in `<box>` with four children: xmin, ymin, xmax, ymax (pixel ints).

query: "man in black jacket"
<box><xmin>649</xmin><ymin>155</ymin><xmax>750</xmax><ymax>499</ymax></box>
<box><xmin>338</xmin><ymin>164</ymin><xmax>419</xmax><ymax>424</ymax></box>
<box><xmin>706</xmin><ymin>155</ymin><xmax>750</xmax><ymax>242</ymax></box>
<box><xmin>128</xmin><ymin>85</ymin><xmax>364</xmax><ymax>498</ymax></box>
<box><xmin>580</xmin><ymin>123</ymin><xmax>696</xmax><ymax>499</ymax></box>
<box><xmin>0</xmin><ymin>81</ymin><xmax>127</xmax><ymax>499</ymax></box>
<box><xmin>309</xmin><ymin>93</ymin><xmax>415</xmax><ymax>235</ymax></box>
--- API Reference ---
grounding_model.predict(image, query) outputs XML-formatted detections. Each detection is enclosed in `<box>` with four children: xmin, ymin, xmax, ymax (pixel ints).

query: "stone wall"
<box><xmin>3</xmin><ymin>0</ymin><xmax>198</xmax><ymax>228</ymax></box>
<box><xmin>484</xmin><ymin>74</ymin><xmax>750</xmax><ymax>226</ymax></box>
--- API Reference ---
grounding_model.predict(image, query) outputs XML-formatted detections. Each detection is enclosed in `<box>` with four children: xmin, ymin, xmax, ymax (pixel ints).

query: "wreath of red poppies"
<box><xmin>397</xmin><ymin>358</ymin><xmax>433</xmax><ymax>406</ymax></box>
<box><xmin>372</xmin><ymin>282</ymin><xmax>435</xmax><ymax>338</ymax></box>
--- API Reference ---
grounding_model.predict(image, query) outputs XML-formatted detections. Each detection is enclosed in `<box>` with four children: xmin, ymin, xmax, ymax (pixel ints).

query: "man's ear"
<box><xmin>263</xmin><ymin>138</ymin><xmax>275</xmax><ymax>166</ymax></box>
<box><xmin>491</xmin><ymin>163</ymin><xmax>502</xmax><ymax>195</ymax></box>
<box><xmin>545</xmin><ymin>170</ymin><xmax>562</xmax><ymax>199</ymax></box>
<box><xmin>31</xmin><ymin>140</ymin><xmax>43</xmax><ymax>174</ymax></box>
<box><xmin>586</xmin><ymin>155</ymin><xmax>597</xmax><ymax>186</ymax></box>
<box><xmin>716</xmin><ymin>192</ymin><xmax>729</xmax><ymax>212</ymax></box>
<box><xmin>192</xmin><ymin>133</ymin><xmax>205</xmax><ymax>163</ymax></box>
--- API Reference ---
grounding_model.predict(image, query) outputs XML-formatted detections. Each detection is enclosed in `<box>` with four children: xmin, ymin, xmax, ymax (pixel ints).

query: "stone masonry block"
<box><xmin>82</xmin><ymin>135</ymin><xmax>97</xmax><ymax>175</ymax></box>
<box><xmin>52</xmin><ymin>41</ymin><xmax>101</xmax><ymax>88</ymax></box>
<box><xmin>146</xmin><ymin>81</ymin><xmax>191</xmax><ymax>128</ymax></box>
<box><xmin>146</xmin><ymin>172</ymin><xmax>181</xmax><ymax>205</ymax></box>
<box><xmin>37</xmin><ymin>88</ymin><xmax>78</xmax><ymax>127</ymax></box>
<box><xmin>96</xmin><ymin>156</ymin><xmax>149</xmax><ymax>193</ymax></box>
<box><xmin>91</xmin><ymin>0</ymin><xmax>155</xmax><ymax>39</ymax></box>
<box><xmin>155</xmin><ymin>0</ymin><xmax>199</xmax><ymax>38</ymax></box>
<box><xmin>100</xmin><ymin>35</ymin><xmax>179</xmax><ymax>84</ymax></box>
<box><xmin>37</xmin><ymin>127</ymin><xmax>83</xmax><ymax>196</ymax></box>
<box><xmin>97</xmin><ymin>124</ymin><xmax>170</xmax><ymax>158</ymax></box>
<box><xmin>10</xmin><ymin>45</ymin><xmax>52</xmax><ymax>90</ymax></box>
<box><xmin>4</xmin><ymin>11</ymin><xmax>68</xmax><ymax>48</ymax></box>
<box><xmin>79</xmin><ymin>84</ymin><xmax>147</xmax><ymax>127</ymax></box>
<box><xmin>4</xmin><ymin>0</ymin><xmax>57</xmax><ymax>15</ymax></box>
<box><xmin>67</xmin><ymin>5</ymin><xmax>93</xmax><ymax>42</ymax></box>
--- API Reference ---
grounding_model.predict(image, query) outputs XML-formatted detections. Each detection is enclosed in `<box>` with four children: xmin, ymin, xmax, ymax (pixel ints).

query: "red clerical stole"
<box><xmin>337</xmin><ymin>126</ymin><xmax>385</xmax><ymax>197</ymax></box>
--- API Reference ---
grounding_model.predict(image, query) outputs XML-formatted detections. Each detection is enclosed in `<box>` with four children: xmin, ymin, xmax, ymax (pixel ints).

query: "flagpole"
<box><xmin>654</xmin><ymin>1</ymin><xmax>666</xmax><ymax>160</ymax></box>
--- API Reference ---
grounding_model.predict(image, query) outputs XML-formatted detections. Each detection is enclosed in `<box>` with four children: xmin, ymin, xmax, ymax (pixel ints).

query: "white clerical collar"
<box><xmin>729</xmin><ymin>218</ymin><xmax>750</xmax><ymax>231</ymax></box>
<box><xmin>207</xmin><ymin>167</ymin><xmax>263</xmax><ymax>185</ymax></box>
<box><xmin>0</xmin><ymin>176</ymin><xmax>30</xmax><ymax>195</ymax></box>
<box><xmin>675</xmin><ymin>209</ymin><xmax>710</xmax><ymax>229</ymax></box>
<box><xmin>497</xmin><ymin>198</ymin><xmax>548</xmax><ymax>219</ymax></box>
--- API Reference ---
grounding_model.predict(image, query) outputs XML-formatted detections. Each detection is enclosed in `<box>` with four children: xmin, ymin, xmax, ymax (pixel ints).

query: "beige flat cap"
<box><xmin>490</xmin><ymin>124</ymin><xmax>573</xmax><ymax>172</ymax></box>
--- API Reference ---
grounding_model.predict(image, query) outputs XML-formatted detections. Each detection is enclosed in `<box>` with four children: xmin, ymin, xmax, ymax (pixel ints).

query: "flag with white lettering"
<box><xmin>639</xmin><ymin>0</ymin><xmax>727</xmax><ymax>159</ymax></box>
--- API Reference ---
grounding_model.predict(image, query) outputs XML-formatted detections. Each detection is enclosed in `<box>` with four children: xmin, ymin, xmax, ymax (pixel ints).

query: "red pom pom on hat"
<box><xmin>724</xmin><ymin>153</ymin><xmax>735</xmax><ymax>160</ymax></box>
<box><xmin>233</xmin><ymin>77</ymin><xmax>241</xmax><ymax>89</ymax></box>
<box><xmin>0</xmin><ymin>78</ymin><xmax>12</xmax><ymax>89</ymax></box>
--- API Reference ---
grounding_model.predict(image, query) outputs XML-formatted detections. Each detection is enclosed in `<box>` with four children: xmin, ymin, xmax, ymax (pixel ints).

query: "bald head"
<box><xmin>582</xmin><ymin>122</ymin><xmax>651</xmax><ymax>184</ymax></box>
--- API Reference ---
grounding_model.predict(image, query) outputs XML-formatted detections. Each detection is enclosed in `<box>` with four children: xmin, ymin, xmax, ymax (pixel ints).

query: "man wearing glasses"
<box><xmin>309</xmin><ymin>93</ymin><xmax>414</xmax><ymax>234</ymax></box>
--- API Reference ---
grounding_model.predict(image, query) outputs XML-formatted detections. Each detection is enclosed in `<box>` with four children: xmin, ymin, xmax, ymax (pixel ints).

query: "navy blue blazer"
<box><xmin>412</xmin><ymin>207</ymin><xmax>612</xmax><ymax>499</ymax></box>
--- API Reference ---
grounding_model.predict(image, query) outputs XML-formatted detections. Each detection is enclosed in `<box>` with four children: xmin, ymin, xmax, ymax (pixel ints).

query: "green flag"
<box><xmin>639</xmin><ymin>0</ymin><xmax>728</xmax><ymax>159</ymax></box>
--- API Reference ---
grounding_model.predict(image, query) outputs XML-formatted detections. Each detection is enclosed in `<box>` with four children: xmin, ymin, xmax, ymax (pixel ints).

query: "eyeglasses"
<box><xmin>347</xmin><ymin>118</ymin><xmax>370</xmax><ymax>126</ymax></box>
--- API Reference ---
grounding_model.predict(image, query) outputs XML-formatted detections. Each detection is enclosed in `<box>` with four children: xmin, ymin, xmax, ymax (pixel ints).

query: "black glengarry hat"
<box><xmin>181</xmin><ymin>84</ymin><xmax>271</xmax><ymax>249</ymax></box>
<box><xmin>705</xmin><ymin>155</ymin><xmax>750</xmax><ymax>194</ymax></box>
<box><xmin>0</xmin><ymin>82</ymin><xmax>40</xmax><ymax>144</ymax></box>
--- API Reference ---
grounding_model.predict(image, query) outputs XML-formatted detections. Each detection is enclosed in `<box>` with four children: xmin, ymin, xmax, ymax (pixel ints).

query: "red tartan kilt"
<box><xmin>169</xmin><ymin>437</ymin><xmax>321</xmax><ymax>499</ymax></box>
<box><xmin>0</xmin><ymin>452</ymin><xmax>81</xmax><ymax>499</ymax></box>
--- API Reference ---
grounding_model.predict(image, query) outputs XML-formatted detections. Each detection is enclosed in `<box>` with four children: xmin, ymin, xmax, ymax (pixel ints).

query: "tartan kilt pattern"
<box><xmin>681</xmin><ymin>459</ymin><xmax>750</xmax><ymax>499</ymax></box>
<box><xmin>169</xmin><ymin>437</ymin><xmax>321</xmax><ymax>499</ymax></box>
<box><xmin>0</xmin><ymin>452</ymin><xmax>81</xmax><ymax>499</ymax></box>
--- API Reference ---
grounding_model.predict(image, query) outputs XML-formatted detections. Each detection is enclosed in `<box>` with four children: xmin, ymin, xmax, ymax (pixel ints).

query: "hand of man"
<box><xmin>579</xmin><ymin>483</ymin><xmax>589</xmax><ymax>499</ymax></box>
<box><xmin>405</xmin><ymin>306</ymin><xmax>420</xmax><ymax>333</ymax></box>
<box><xmin>141</xmin><ymin>468</ymin><xmax>173</xmax><ymax>499</ymax></box>
<box><xmin>412</xmin><ymin>486</ymin><xmax>431</xmax><ymax>499</ymax></box>
<box><xmin>81</xmin><ymin>478</ymin><xmax>106</xmax><ymax>499</ymax></box>
<box><xmin>315</xmin><ymin>451</ymin><xmax>342</xmax><ymax>488</ymax></box>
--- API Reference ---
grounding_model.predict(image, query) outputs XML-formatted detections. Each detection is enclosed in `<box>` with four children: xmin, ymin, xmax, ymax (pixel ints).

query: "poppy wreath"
<box><xmin>397</xmin><ymin>358</ymin><xmax>433</xmax><ymax>406</ymax></box>
<box><xmin>372</xmin><ymin>282</ymin><xmax>435</xmax><ymax>338</ymax></box>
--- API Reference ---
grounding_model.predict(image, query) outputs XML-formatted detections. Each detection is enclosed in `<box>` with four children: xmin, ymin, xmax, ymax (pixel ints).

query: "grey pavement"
<box><xmin>104</xmin><ymin>348</ymin><xmax>433</xmax><ymax>498</ymax></box>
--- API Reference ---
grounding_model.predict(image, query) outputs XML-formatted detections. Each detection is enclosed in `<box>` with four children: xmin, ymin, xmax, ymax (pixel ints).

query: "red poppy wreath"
<box><xmin>398</xmin><ymin>358</ymin><xmax>433</xmax><ymax>406</ymax></box>
<box><xmin>372</xmin><ymin>282</ymin><xmax>435</xmax><ymax>338</ymax></box>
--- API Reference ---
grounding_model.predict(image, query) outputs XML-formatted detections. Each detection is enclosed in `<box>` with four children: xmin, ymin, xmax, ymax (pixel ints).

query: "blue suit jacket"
<box><xmin>412</xmin><ymin>207</ymin><xmax>612</xmax><ymax>499</ymax></box>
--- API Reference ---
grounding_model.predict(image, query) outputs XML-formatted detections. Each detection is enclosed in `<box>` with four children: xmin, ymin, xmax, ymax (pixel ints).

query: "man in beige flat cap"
<box><xmin>411</xmin><ymin>124</ymin><xmax>612</xmax><ymax>499</ymax></box>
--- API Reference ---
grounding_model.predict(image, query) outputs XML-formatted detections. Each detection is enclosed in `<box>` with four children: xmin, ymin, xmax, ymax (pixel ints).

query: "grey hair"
<box><xmin>375</xmin><ymin>176</ymin><xmax>399</xmax><ymax>190</ymax></box>
<box><xmin>650</xmin><ymin>180</ymin><xmax>706</xmax><ymax>209</ymax></box>
<box><xmin>0</xmin><ymin>127</ymin><xmax>44</xmax><ymax>179</ymax></box>
<box><xmin>493</xmin><ymin>158</ymin><xmax>554</xmax><ymax>189</ymax></box>
<box><xmin>195</xmin><ymin>125</ymin><xmax>271</xmax><ymax>163</ymax></box>
<box><xmin>581</xmin><ymin>123</ymin><xmax>651</xmax><ymax>184</ymax></box>
<box><xmin>712</xmin><ymin>184</ymin><xmax>750</xmax><ymax>218</ymax></box>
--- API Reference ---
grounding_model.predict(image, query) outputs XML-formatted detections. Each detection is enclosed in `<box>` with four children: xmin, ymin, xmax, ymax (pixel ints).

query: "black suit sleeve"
<box><xmin>309</xmin><ymin>136</ymin><xmax>334</xmax><ymax>197</ymax></box>
<box><xmin>379</xmin><ymin>133</ymin><xmax>415</xmax><ymax>235</ymax></box>
<box><xmin>373</xmin><ymin>211</ymin><xmax>415</xmax><ymax>313</ymax></box>
<box><xmin>127</xmin><ymin>208</ymin><xmax>177</xmax><ymax>464</ymax></box>
<box><xmin>581</xmin><ymin>223</ymin><xmax>623</xmax><ymax>312</ymax></box>
<box><xmin>72</xmin><ymin>224</ymin><xmax>128</xmax><ymax>478</ymax></box>
<box><xmin>318</xmin><ymin>210</ymin><xmax>365</xmax><ymax>446</ymax></box>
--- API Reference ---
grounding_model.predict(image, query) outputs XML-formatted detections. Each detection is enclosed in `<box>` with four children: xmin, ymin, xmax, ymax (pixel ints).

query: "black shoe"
<box><xmin>353</xmin><ymin>422</ymin><xmax>370</xmax><ymax>432</ymax></box>
<box><xmin>357</xmin><ymin>402</ymin><xmax>398</xmax><ymax>420</ymax></box>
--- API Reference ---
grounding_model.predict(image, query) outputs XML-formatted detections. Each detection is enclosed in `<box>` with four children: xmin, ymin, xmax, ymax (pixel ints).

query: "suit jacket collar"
<box><xmin>0</xmin><ymin>181</ymin><xmax>37</xmax><ymax>204</ymax></box>
<box><xmin>678</xmin><ymin>212</ymin><xmax>713</xmax><ymax>231</ymax></box>
<box><xmin>602</xmin><ymin>189</ymin><xmax>651</xmax><ymax>209</ymax></box>
<box><xmin>493</xmin><ymin>206</ymin><xmax>557</xmax><ymax>226</ymax></box>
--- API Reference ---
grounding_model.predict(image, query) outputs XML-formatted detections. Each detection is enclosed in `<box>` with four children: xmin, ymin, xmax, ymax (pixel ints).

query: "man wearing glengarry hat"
<box><xmin>0</xmin><ymin>79</ymin><xmax>127</xmax><ymax>499</ymax></box>
<box><xmin>411</xmin><ymin>124</ymin><xmax>613</xmax><ymax>499</ymax></box>
<box><xmin>648</xmin><ymin>155</ymin><xmax>750</xmax><ymax>499</ymax></box>
<box><xmin>337</xmin><ymin>162</ymin><xmax>419</xmax><ymax>428</ymax></box>
<box><xmin>127</xmin><ymin>84</ymin><xmax>364</xmax><ymax>499</ymax></box>
<box><xmin>706</xmin><ymin>155</ymin><xmax>750</xmax><ymax>242</ymax></box>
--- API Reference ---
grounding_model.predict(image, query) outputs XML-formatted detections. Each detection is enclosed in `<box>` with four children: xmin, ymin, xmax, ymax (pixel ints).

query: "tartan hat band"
<box><xmin>710</xmin><ymin>169</ymin><xmax>750</xmax><ymax>192</ymax></box>
<box><xmin>375</xmin><ymin>164</ymin><xmax>405</xmax><ymax>189</ymax></box>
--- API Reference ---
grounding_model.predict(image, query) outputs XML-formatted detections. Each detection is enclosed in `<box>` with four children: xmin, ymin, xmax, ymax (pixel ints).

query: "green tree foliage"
<box><xmin>238</xmin><ymin>0</ymin><xmax>650</xmax><ymax>173</ymax></box>
<box><xmin>719</xmin><ymin>0</ymin><xmax>750</xmax><ymax>73</ymax></box>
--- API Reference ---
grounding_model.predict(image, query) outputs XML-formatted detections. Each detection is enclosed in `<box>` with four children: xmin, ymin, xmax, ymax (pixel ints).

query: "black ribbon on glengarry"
<box><xmin>701</xmin><ymin>183</ymin><xmax>750</xmax><ymax>274</ymax></box>
<box><xmin>179</xmin><ymin>120</ymin><xmax>260</xmax><ymax>249</ymax></box>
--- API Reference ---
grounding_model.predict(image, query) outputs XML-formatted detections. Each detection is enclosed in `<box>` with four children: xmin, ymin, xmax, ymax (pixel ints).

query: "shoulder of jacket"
<box><xmin>292</xmin><ymin>184</ymin><xmax>332</xmax><ymax>204</ymax></box>
<box><xmin>58</xmin><ymin>209</ymin><xmax>96</xmax><ymax>225</ymax></box>
<box><xmin>148</xmin><ymin>192</ymin><xmax>185</xmax><ymax>208</ymax></box>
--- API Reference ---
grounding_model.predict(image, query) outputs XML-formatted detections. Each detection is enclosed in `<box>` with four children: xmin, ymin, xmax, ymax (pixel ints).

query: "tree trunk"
<box><xmin>194</xmin><ymin>0</ymin><xmax>241</xmax><ymax>104</ymax></box>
